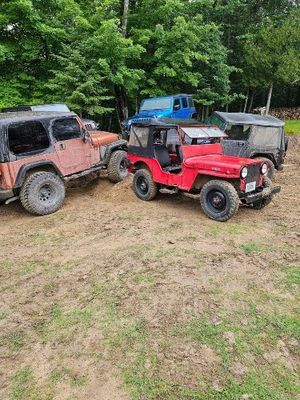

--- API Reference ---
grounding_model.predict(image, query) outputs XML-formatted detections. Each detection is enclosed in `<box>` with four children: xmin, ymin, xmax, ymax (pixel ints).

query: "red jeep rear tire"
<box><xmin>133</xmin><ymin>169</ymin><xmax>158</xmax><ymax>201</ymax></box>
<box><xmin>200</xmin><ymin>180</ymin><xmax>239</xmax><ymax>222</ymax></box>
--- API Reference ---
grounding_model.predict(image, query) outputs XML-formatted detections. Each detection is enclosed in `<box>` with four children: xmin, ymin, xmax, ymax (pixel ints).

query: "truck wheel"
<box><xmin>133</xmin><ymin>169</ymin><xmax>158</xmax><ymax>201</ymax></box>
<box><xmin>254</xmin><ymin>157</ymin><xmax>275</xmax><ymax>179</ymax></box>
<box><xmin>200</xmin><ymin>180</ymin><xmax>239</xmax><ymax>222</ymax></box>
<box><xmin>107</xmin><ymin>150</ymin><xmax>128</xmax><ymax>183</ymax></box>
<box><xmin>20</xmin><ymin>171</ymin><xmax>65</xmax><ymax>216</ymax></box>
<box><xmin>251</xmin><ymin>177</ymin><xmax>273</xmax><ymax>209</ymax></box>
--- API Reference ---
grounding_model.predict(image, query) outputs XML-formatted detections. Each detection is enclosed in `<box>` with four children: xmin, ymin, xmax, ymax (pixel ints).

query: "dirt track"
<box><xmin>0</xmin><ymin>138</ymin><xmax>299</xmax><ymax>399</ymax></box>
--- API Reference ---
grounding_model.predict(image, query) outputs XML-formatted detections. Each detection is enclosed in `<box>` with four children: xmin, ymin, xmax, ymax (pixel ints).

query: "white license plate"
<box><xmin>246</xmin><ymin>181</ymin><xmax>256</xmax><ymax>193</ymax></box>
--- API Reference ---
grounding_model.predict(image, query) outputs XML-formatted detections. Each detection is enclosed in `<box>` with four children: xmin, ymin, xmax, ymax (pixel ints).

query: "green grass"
<box><xmin>33</xmin><ymin>304</ymin><xmax>94</xmax><ymax>343</ymax></box>
<box><xmin>0</xmin><ymin>331</ymin><xmax>26</xmax><ymax>352</ymax></box>
<box><xmin>239</xmin><ymin>242</ymin><xmax>268</xmax><ymax>253</ymax></box>
<box><xmin>284</xmin><ymin>264</ymin><xmax>300</xmax><ymax>287</ymax></box>
<box><xmin>11</xmin><ymin>367</ymin><xmax>53</xmax><ymax>400</ymax></box>
<box><xmin>284</xmin><ymin>120</ymin><xmax>300</xmax><ymax>135</ymax></box>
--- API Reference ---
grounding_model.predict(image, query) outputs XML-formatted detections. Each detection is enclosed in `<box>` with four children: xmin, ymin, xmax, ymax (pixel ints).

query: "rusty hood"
<box><xmin>89</xmin><ymin>130</ymin><xmax>119</xmax><ymax>147</ymax></box>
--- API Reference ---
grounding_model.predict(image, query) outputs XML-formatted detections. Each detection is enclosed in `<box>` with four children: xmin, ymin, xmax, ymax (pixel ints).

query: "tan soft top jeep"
<box><xmin>0</xmin><ymin>111</ymin><xmax>128</xmax><ymax>215</ymax></box>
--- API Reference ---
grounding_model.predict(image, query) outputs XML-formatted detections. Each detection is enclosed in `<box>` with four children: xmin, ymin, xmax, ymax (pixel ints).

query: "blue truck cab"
<box><xmin>122</xmin><ymin>94</ymin><xmax>197</xmax><ymax>139</ymax></box>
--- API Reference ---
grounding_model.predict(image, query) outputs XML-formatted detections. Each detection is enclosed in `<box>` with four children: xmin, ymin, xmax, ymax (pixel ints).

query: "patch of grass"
<box><xmin>207</xmin><ymin>223</ymin><xmax>251</xmax><ymax>237</ymax></box>
<box><xmin>125</xmin><ymin>352</ymin><xmax>299</xmax><ymax>400</ymax></box>
<box><xmin>11</xmin><ymin>367</ymin><xmax>53</xmax><ymax>400</ymax></box>
<box><xmin>50</xmin><ymin>367</ymin><xmax>86</xmax><ymax>387</ymax></box>
<box><xmin>284</xmin><ymin>264</ymin><xmax>300</xmax><ymax>287</ymax></box>
<box><xmin>130</xmin><ymin>244</ymin><xmax>175</xmax><ymax>264</ymax></box>
<box><xmin>239</xmin><ymin>241</ymin><xmax>268</xmax><ymax>253</ymax></box>
<box><xmin>109</xmin><ymin>318</ymin><xmax>146</xmax><ymax>349</ymax></box>
<box><xmin>34</xmin><ymin>304</ymin><xmax>94</xmax><ymax>343</ymax></box>
<box><xmin>0</xmin><ymin>311</ymin><xmax>7</xmax><ymax>320</ymax></box>
<box><xmin>132</xmin><ymin>272</ymin><xmax>156</xmax><ymax>285</ymax></box>
<box><xmin>247</xmin><ymin>303</ymin><xmax>300</xmax><ymax>340</ymax></box>
<box><xmin>0</xmin><ymin>331</ymin><xmax>25</xmax><ymax>351</ymax></box>
<box><xmin>284</xmin><ymin>120</ymin><xmax>300</xmax><ymax>135</ymax></box>
<box><xmin>174</xmin><ymin>318</ymin><xmax>228</xmax><ymax>363</ymax></box>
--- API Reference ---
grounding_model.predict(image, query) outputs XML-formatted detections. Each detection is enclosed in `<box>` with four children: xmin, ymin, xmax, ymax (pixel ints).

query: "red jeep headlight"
<box><xmin>240</xmin><ymin>167</ymin><xmax>248</xmax><ymax>179</ymax></box>
<box><xmin>261</xmin><ymin>163</ymin><xmax>268</xmax><ymax>175</ymax></box>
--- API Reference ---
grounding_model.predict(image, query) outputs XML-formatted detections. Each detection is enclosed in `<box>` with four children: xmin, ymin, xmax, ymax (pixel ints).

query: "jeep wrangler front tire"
<box><xmin>107</xmin><ymin>150</ymin><xmax>128</xmax><ymax>183</ymax></box>
<box><xmin>20</xmin><ymin>171</ymin><xmax>65</xmax><ymax>216</ymax></box>
<box><xmin>133</xmin><ymin>169</ymin><xmax>158</xmax><ymax>201</ymax></box>
<box><xmin>200</xmin><ymin>180</ymin><xmax>239</xmax><ymax>222</ymax></box>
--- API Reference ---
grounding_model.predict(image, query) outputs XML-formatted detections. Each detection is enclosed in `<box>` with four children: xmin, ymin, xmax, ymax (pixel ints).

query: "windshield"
<box><xmin>140</xmin><ymin>98</ymin><xmax>172</xmax><ymax>111</ymax></box>
<box><xmin>180</xmin><ymin>126</ymin><xmax>227</xmax><ymax>139</ymax></box>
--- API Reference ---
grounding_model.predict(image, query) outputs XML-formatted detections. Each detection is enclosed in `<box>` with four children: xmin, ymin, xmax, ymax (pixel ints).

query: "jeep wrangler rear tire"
<box><xmin>20</xmin><ymin>171</ymin><xmax>65</xmax><ymax>216</ymax></box>
<box><xmin>107</xmin><ymin>150</ymin><xmax>128</xmax><ymax>183</ymax></box>
<box><xmin>133</xmin><ymin>169</ymin><xmax>158</xmax><ymax>201</ymax></box>
<box><xmin>254</xmin><ymin>157</ymin><xmax>275</xmax><ymax>179</ymax></box>
<box><xmin>200</xmin><ymin>180</ymin><xmax>239</xmax><ymax>222</ymax></box>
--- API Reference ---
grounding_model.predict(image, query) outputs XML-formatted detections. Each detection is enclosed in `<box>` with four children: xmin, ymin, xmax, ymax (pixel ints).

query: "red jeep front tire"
<box><xmin>133</xmin><ymin>169</ymin><xmax>158</xmax><ymax>201</ymax></box>
<box><xmin>200</xmin><ymin>180</ymin><xmax>239</xmax><ymax>222</ymax></box>
<box><xmin>20</xmin><ymin>171</ymin><xmax>65</xmax><ymax>216</ymax></box>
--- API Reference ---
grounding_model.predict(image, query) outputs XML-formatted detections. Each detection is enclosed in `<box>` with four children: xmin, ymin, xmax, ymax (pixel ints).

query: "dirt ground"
<box><xmin>0</xmin><ymin>138</ymin><xmax>299</xmax><ymax>400</ymax></box>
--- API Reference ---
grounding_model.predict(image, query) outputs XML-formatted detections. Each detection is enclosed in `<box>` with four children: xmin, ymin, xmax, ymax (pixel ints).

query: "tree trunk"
<box><xmin>122</xmin><ymin>0</ymin><xmax>130</xmax><ymax>36</ymax></box>
<box><xmin>114</xmin><ymin>84</ymin><xmax>128</xmax><ymax>128</ymax></box>
<box><xmin>248</xmin><ymin>91</ymin><xmax>254</xmax><ymax>112</ymax></box>
<box><xmin>243</xmin><ymin>89</ymin><xmax>249</xmax><ymax>113</ymax></box>
<box><xmin>225</xmin><ymin>103</ymin><xmax>229</xmax><ymax>112</ymax></box>
<box><xmin>266</xmin><ymin>83</ymin><xmax>273</xmax><ymax>115</ymax></box>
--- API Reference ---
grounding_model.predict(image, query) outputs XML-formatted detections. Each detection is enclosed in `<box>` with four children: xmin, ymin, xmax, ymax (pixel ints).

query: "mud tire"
<box><xmin>200</xmin><ymin>180</ymin><xmax>239</xmax><ymax>222</ymax></box>
<box><xmin>20</xmin><ymin>171</ymin><xmax>65</xmax><ymax>216</ymax></box>
<box><xmin>107</xmin><ymin>150</ymin><xmax>128</xmax><ymax>183</ymax></box>
<box><xmin>133</xmin><ymin>169</ymin><xmax>158</xmax><ymax>201</ymax></box>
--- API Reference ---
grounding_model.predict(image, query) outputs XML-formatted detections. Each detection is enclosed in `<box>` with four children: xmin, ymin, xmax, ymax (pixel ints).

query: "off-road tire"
<box><xmin>133</xmin><ymin>169</ymin><xmax>158</xmax><ymax>201</ymax></box>
<box><xmin>200</xmin><ymin>180</ymin><xmax>239</xmax><ymax>222</ymax></box>
<box><xmin>20</xmin><ymin>171</ymin><xmax>65</xmax><ymax>216</ymax></box>
<box><xmin>252</xmin><ymin>177</ymin><xmax>273</xmax><ymax>209</ymax></box>
<box><xmin>107</xmin><ymin>150</ymin><xmax>128</xmax><ymax>183</ymax></box>
<box><xmin>254</xmin><ymin>157</ymin><xmax>275</xmax><ymax>179</ymax></box>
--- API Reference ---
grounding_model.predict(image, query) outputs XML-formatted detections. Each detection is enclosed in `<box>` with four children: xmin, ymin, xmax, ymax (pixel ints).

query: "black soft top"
<box><xmin>214</xmin><ymin>112</ymin><xmax>284</xmax><ymax>127</ymax></box>
<box><xmin>0</xmin><ymin>111</ymin><xmax>77</xmax><ymax>125</ymax></box>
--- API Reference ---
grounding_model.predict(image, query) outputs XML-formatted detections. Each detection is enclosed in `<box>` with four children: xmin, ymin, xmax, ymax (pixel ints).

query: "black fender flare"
<box><xmin>103</xmin><ymin>140</ymin><xmax>128</xmax><ymax>164</ymax></box>
<box><xmin>15</xmin><ymin>161</ymin><xmax>63</xmax><ymax>188</ymax></box>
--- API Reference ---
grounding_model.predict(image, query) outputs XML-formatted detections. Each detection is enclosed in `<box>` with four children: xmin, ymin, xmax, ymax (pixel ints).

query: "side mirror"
<box><xmin>174</xmin><ymin>104</ymin><xmax>180</xmax><ymax>111</ymax></box>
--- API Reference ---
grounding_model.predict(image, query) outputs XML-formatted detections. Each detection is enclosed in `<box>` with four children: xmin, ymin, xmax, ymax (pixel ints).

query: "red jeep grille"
<box><xmin>246</xmin><ymin>164</ymin><xmax>261</xmax><ymax>184</ymax></box>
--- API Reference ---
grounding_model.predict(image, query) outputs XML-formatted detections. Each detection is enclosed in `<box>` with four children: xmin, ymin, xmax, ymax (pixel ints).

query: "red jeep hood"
<box><xmin>184</xmin><ymin>154</ymin><xmax>260</xmax><ymax>172</ymax></box>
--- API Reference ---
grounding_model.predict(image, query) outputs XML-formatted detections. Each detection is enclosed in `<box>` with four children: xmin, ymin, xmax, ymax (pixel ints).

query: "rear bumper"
<box><xmin>0</xmin><ymin>189</ymin><xmax>14</xmax><ymax>201</ymax></box>
<box><xmin>241</xmin><ymin>185</ymin><xmax>281</xmax><ymax>204</ymax></box>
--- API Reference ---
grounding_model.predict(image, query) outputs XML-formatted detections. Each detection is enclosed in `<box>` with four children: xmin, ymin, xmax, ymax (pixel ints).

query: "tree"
<box><xmin>242</xmin><ymin>10</ymin><xmax>300</xmax><ymax>113</ymax></box>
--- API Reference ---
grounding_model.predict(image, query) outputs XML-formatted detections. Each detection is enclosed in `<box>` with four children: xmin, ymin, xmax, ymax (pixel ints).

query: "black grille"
<box><xmin>246</xmin><ymin>164</ymin><xmax>260</xmax><ymax>184</ymax></box>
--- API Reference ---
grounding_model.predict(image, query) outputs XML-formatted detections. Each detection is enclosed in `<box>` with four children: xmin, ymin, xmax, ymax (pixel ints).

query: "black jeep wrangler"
<box><xmin>207</xmin><ymin>112</ymin><xmax>288</xmax><ymax>178</ymax></box>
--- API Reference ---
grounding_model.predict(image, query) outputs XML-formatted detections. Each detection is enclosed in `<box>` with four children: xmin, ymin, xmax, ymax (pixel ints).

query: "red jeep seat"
<box><xmin>154</xmin><ymin>144</ymin><xmax>181</xmax><ymax>173</ymax></box>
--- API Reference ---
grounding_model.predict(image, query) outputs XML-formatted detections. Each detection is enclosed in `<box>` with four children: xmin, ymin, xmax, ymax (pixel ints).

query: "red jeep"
<box><xmin>0</xmin><ymin>111</ymin><xmax>128</xmax><ymax>215</ymax></box>
<box><xmin>128</xmin><ymin>120</ymin><xmax>281</xmax><ymax>221</ymax></box>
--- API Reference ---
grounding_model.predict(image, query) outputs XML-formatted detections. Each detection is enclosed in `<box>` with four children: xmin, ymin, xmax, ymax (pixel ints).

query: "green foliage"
<box><xmin>284</xmin><ymin>121</ymin><xmax>300</xmax><ymax>135</ymax></box>
<box><xmin>0</xmin><ymin>0</ymin><xmax>299</xmax><ymax>121</ymax></box>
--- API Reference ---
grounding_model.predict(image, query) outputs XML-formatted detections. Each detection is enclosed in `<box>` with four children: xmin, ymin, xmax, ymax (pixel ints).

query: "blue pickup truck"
<box><xmin>122</xmin><ymin>94</ymin><xmax>197</xmax><ymax>139</ymax></box>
